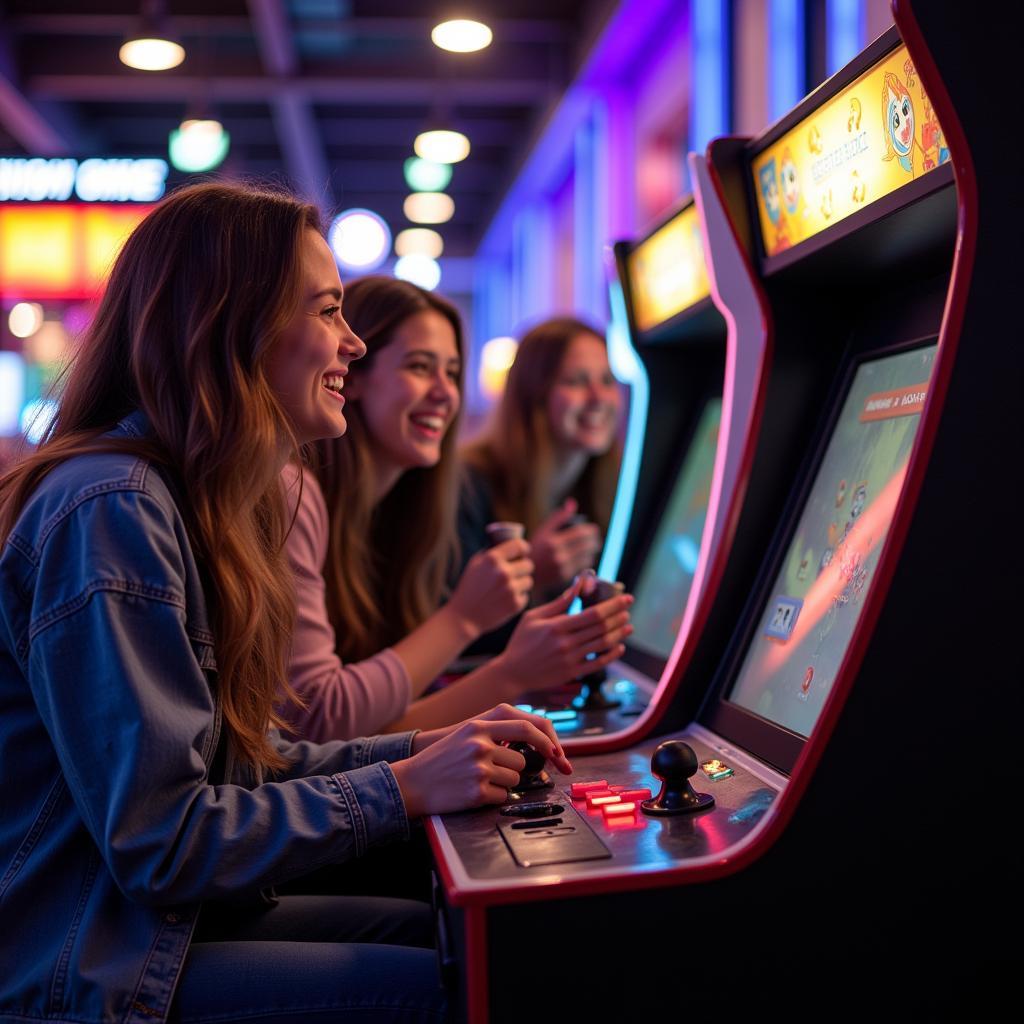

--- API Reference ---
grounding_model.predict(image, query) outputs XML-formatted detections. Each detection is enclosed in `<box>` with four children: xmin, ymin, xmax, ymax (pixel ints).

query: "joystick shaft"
<box><xmin>574</xmin><ymin>576</ymin><xmax>624</xmax><ymax>711</ymax></box>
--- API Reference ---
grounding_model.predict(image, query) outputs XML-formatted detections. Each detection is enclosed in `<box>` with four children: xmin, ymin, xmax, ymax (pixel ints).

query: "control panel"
<box><xmin>431</xmin><ymin>727</ymin><xmax>785</xmax><ymax>894</ymax></box>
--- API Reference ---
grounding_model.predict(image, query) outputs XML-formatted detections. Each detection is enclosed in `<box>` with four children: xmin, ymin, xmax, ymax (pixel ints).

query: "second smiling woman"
<box><xmin>283</xmin><ymin>276</ymin><xmax>633</xmax><ymax>740</ymax></box>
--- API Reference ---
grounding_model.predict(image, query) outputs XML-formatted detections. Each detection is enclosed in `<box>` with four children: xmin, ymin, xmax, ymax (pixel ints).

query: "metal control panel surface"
<box><xmin>433</xmin><ymin>729</ymin><xmax>784</xmax><ymax>889</ymax></box>
<box><xmin>517</xmin><ymin>665</ymin><xmax>657</xmax><ymax>739</ymax></box>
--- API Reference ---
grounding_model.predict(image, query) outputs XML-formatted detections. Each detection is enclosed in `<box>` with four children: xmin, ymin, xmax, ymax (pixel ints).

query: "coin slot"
<box><xmin>499</xmin><ymin>802</ymin><xmax>565</xmax><ymax>818</ymax></box>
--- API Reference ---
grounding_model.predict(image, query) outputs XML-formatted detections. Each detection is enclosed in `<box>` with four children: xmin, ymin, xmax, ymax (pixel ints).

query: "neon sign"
<box><xmin>0</xmin><ymin>158</ymin><xmax>169</xmax><ymax>204</ymax></box>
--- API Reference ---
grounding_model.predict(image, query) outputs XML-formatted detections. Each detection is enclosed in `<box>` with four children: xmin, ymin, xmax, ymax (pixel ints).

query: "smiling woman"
<box><xmin>460</xmin><ymin>317</ymin><xmax>624</xmax><ymax>603</ymax></box>
<box><xmin>264</xmin><ymin>230</ymin><xmax>366</xmax><ymax>444</ymax></box>
<box><xmin>0</xmin><ymin>182</ymin><xmax>590</xmax><ymax>1024</ymax></box>
<box><xmin>346</xmin><ymin>304</ymin><xmax>462</xmax><ymax>498</ymax></box>
<box><xmin>281</xmin><ymin>277</ymin><xmax>634</xmax><ymax>740</ymax></box>
<box><xmin>312</xmin><ymin>276</ymin><xmax>469</xmax><ymax>667</ymax></box>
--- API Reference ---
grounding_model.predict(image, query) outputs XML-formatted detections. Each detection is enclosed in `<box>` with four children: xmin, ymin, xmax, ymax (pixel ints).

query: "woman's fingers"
<box><xmin>574</xmin><ymin>643</ymin><xmax>627</xmax><ymax>677</ymax></box>
<box><xmin>530</xmin><ymin>575</ymin><xmax>585</xmax><ymax>617</ymax></box>
<box><xmin>559</xmin><ymin>523</ymin><xmax>601</xmax><ymax>555</ymax></box>
<box><xmin>491</xmin><ymin>744</ymin><xmax>527</xmax><ymax>773</ymax></box>
<box><xmin>535</xmin><ymin>498</ymin><xmax>579</xmax><ymax>534</ymax></box>
<box><xmin>472</xmin><ymin>708</ymin><xmax>571</xmax><ymax>774</ymax></box>
<box><xmin>506</xmin><ymin>557</ymin><xmax>535</xmax><ymax>579</ymax></box>
<box><xmin>564</xmin><ymin>595</ymin><xmax>633</xmax><ymax>633</ymax></box>
<box><xmin>482</xmin><ymin>782</ymin><xmax>514</xmax><ymax>804</ymax></box>
<box><xmin>482</xmin><ymin>716</ymin><xmax>559</xmax><ymax>753</ymax></box>
<box><xmin>569</xmin><ymin>613</ymin><xmax>633</xmax><ymax>648</ymax></box>
<box><xmin>490</xmin><ymin>538</ymin><xmax>531</xmax><ymax>561</ymax></box>
<box><xmin>487</xmin><ymin>763</ymin><xmax>524</xmax><ymax>790</ymax></box>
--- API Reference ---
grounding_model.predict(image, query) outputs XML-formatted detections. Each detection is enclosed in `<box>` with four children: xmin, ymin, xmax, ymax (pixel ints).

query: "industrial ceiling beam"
<box><xmin>29</xmin><ymin>75</ymin><xmax>553</xmax><ymax>105</ymax></box>
<box><xmin>248</xmin><ymin>0</ymin><xmax>334</xmax><ymax>209</ymax></box>
<box><xmin>10</xmin><ymin>14</ymin><xmax>570</xmax><ymax>44</ymax></box>
<box><xmin>0</xmin><ymin>73</ymin><xmax>72</xmax><ymax>155</ymax></box>
<box><xmin>0</xmin><ymin>17</ymin><xmax>76</xmax><ymax>156</ymax></box>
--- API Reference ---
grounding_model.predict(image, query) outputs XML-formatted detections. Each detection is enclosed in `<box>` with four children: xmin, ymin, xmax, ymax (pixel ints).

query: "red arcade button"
<box><xmin>570</xmin><ymin>780</ymin><xmax>608</xmax><ymax>798</ymax></box>
<box><xmin>602</xmin><ymin>801</ymin><xmax>637</xmax><ymax>819</ymax></box>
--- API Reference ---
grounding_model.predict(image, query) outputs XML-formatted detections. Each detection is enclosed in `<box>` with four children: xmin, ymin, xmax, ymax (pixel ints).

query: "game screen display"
<box><xmin>629</xmin><ymin>399</ymin><xmax>723</xmax><ymax>661</ymax></box>
<box><xmin>727</xmin><ymin>345</ymin><xmax>935</xmax><ymax>736</ymax></box>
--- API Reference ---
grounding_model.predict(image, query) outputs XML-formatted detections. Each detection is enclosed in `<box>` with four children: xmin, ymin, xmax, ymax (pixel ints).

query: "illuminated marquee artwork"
<box><xmin>752</xmin><ymin>43</ymin><xmax>950</xmax><ymax>257</ymax></box>
<box><xmin>627</xmin><ymin>203</ymin><xmax>710</xmax><ymax>332</ymax></box>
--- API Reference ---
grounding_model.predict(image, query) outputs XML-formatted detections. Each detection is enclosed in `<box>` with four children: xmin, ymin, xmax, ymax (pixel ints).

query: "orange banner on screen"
<box><xmin>859</xmin><ymin>382</ymin><xmax>928</xmax><ymax>422</ymax></box>
<box><xmin>627</xmin><ymin>203</ymin><xmax>710</xmax><ymax>332</ymax></box>
<box><xmin>752</xmin><ymin>42</ymin><xmax>950</xmax><ymax>257</ymax></box>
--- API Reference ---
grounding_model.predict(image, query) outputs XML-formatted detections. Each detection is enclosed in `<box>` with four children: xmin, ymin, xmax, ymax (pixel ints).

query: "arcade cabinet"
<box><xmin>427</xmin><ymin>4</ymin><xmax>1014</xmax><ymax>1016</ymax></box>
<box><xmin>525</xmin><ymin>173</ymin><xmax>769</xmax><ymax>744</ymax></box>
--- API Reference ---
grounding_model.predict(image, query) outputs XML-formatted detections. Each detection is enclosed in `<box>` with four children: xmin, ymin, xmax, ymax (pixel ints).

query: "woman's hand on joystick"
<box><xmin>530</xmin><ymin>498</ymin><xmax>602</xmax><ymax>590</ymax></box>
<box><xmin>507</xmin><ymin>740</ymin><xmax>546</xmax><ymax>777</ymax></box>
<box><xmin>493</xmin><ymin>573</ymin><xmax>633</xmax><ymax>695</ymax></box>
<box><xmin>447</xmin><ymin>538</ymin><xmax>535</xmax><ymax>639</ymax></box>
<box><xmin>392</xmin><ymin>704</ymin><xmax>572</xmax><ymax>818</ymax></box>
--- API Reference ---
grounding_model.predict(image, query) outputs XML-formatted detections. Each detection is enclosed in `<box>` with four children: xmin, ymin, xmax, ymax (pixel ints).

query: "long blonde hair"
<box><xmin>316</xmin><ymin>276</ymin><xmax>464</xmax><ymax>662</ymax></box>
<box><xmin>462</xmin><ymin>317</ymin><xmax>621</xmax><ymax>535</ymax></box>
<box><xmin>0</xmin><ymin>182</ymin><xmax>320</xmax><ymax>774</ymax></box>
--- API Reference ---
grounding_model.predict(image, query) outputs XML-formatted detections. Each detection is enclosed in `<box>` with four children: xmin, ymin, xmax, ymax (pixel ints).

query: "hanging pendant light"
<box><xmin>413</xmin><ymin>129</ymin><xmax>470</xmax><ymax>164</ymax></box>
<box><xmin>120</xmin><ymin>1</ymin><xmax>185</xmax><ymax>71</ymax></box>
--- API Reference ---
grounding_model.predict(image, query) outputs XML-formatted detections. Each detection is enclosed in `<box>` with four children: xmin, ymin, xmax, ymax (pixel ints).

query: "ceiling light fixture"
<box><xmin>395</xmin><ymin>228</ymin><xmax>444</xmax><ymax>259</ymax></box>
<box><xmin>328</xmin><ymin>209</ymin><xmax>392</xmax><ymax>271</ymax></box>
<box><xmin>119</xmin><ymin>36</ymin><xmax>185</xmax><ymax>71</ymax></box>
<box><xmin>403</xmin><ymin>157</ymin><xmax>453</xmax><ymax>193</ymax></box>
<box><xmin>431</xmin><ymin>19</ymin><xmax>493</xmax><ymax>53</ymax></box>
<box><xmin>119</xmin><ymin>3</ymin><xmax>184</xmax><ymax>71</ymax></box>
<box><xmin>403</xmin><ymin>192</ymin><xmax>455</xmax><ymax>224</ymax></box>
<box><xmin>414</xmin><ymin>129</ymin><xmax>470</xmax><ymax>164</ymax></box>
<box><xmin>394</xmin><ymin>254</ymin><xmax>442</xmax><ymax>291</ymax></box>
<box><xmin>169</xmin><ymin>119</ymin><xmax>230</xmax><ymax>173</ymax></box>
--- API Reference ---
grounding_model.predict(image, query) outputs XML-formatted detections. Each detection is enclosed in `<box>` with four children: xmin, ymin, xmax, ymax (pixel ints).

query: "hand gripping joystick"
<box><xmin>640</xmin><ymin>740</ymin><xmax>715</xmax><ymax>816</ymax></box>
<box><xmin>508</xmin><ymin>742</ymin><xmax>553</xmax><ymax>793</ymax></box>
<box><xmin>574</xmin><ymin>575</ymin><xmax>624</xmax><ymax>711</ymax></box>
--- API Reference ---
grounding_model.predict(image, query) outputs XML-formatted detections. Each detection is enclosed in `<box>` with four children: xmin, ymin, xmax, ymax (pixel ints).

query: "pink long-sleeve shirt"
<box><xmin>281</xmin><ymin>464</ymin><xmax>412</xmax><ymax>741</ymax></box>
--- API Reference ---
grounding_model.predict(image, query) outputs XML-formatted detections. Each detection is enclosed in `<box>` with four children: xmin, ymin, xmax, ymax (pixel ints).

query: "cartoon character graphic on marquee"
<box><xmin>754</xmin><ymin>47</ymin><xmax>953</xmax><ymax>259</ymax></box>
<box><xmin>882</xmin><ymin>59</ymin><xmax>950</xmax><ymax>178</ymax></box>
<box><xmin>758</xmin><ymin>158</ymin><xmax>792</xmax><ymax>252</ymax></box>
<box><xmin>780</xmin><ymin>147</ymin><xmax>802</xmax><ymax>218</ymax></box>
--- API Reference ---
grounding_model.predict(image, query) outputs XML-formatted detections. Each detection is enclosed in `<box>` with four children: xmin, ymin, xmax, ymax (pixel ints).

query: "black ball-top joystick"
<box><xmin>508</xmin><ymin>742</ymin><xmax>553</xmax><ymax>792</ymax></box>
<box><xmin>640</xmin><ymin>740</ymin><xmax>714</xmax><ymax>816</ymax></box>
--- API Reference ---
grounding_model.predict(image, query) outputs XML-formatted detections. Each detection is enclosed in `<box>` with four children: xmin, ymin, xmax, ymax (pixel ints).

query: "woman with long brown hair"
<box><xmin>0</xmin><ymin>182</ymin><xmax>571</xmax><ymax>1023</ymax></box>
<box><xmin>286</xmin><ymin>277</ymin><xmax>632</xmax><ymax>740</ymax></box>
<box><xmin>458</xmin><ymin>318</ymin><xmax>624</xmax><ymax>651</ymax></box>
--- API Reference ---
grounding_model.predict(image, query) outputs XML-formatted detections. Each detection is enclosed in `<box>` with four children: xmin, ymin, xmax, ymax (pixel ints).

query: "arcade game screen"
<box><xmin>728</xmin><ymin>344</ymin><xmax>935</xmax><ymax>737</ymax></box>
<box><xmin>629</xmin><ymin>399</ymin><xmax>723</xmax><ymax>661</ymax></box>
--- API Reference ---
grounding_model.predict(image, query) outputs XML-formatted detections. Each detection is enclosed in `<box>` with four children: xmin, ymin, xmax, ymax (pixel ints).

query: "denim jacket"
<box><xmin>0</xmin><ymin>412</ymin><xmax>415</xmax><ymax>1024</ymax></box>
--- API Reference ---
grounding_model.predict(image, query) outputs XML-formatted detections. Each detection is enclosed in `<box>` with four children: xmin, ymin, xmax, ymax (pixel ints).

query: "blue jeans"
<box><xmin>170</xmin><ymin>895</ymin><xmax>448</xmax><ymax>1023</ymax></box>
